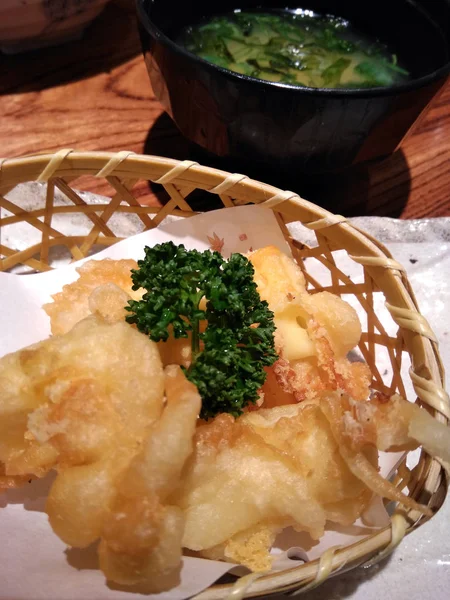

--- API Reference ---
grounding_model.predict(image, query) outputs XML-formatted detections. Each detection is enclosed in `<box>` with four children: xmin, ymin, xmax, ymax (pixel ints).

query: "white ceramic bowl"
<box><xmin>0</xmin><ymin>0</ymin><xmax>111</xmax><ymax>54</ymax></box>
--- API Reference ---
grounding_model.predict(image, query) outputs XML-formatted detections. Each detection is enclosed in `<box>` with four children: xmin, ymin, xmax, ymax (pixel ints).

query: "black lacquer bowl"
<box><xmin>137</xmin><ymin>0</ymin><xmax>450</xmax><ymax>174</ymax></box>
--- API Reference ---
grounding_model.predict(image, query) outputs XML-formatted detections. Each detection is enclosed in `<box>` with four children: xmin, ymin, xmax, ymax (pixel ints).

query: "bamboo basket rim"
<box><xmin>0</xmin><ymin>150</ymin><xmax>448</xmax><ymax>599</ymax></box>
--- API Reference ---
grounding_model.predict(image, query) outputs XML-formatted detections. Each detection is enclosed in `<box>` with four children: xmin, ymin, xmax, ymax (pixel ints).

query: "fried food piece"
<box><xmin>157</xmin><ymin>330</ymin><xmax>192</xmax><ymax>370</ymax></box>
<box><xmin>177</xmin><ymin>389</ymin><xmax>439</xmax><ymax>572</ymax></box>
<box><xmin>320</xmin><ymin>392</ymin><xmax>434</xmax><ymax>516</ymax></box>
<box><xmin>0</xmin><ymin>350</ymin><xmax>58</xmax><ymax>483</ymax></box>
<box><xmin>88</xmin><ymin>282</ymin><xmax>132</xmax><ymax>324</ymax></box>
<box><xmin>98</xmin><ymin>366</ymin><xmax>201</xmax><ymax>590</ymax></box>
<box><xmin>0</xmin><ymin>316</ymin><xmax>164</xmax><ymax>487</ymax></box>
<box><xmin>43</xmin><ymin>259</ymin><xmax>141</xmax><ymax>335</ymax></box>
<box><xmin>249</xmin><ymin>246</ymin><xmax>371</xmax><ymax>405</ymax></box>
<box><xmin>200</xmin><ymin>523</ymin><xmax>282</xmax><ymax>572</ymax></box>
<box><xmin>47</xmin><ymin>450</ymin><xmax>135</xmax><ymax>547</ymax></box>
<box><xmin>175</xmin><ymin>401</ymin><xmax>375</xmax><ymax>572</ymax></box>
<box><xmin>45</xmin><ymin>366</ymin><xmax>200</xmax><ymax>592</ymax></box>
<box><xmin>0</xmin><ymin>462</ymin><xmax>33</xmax><ymax>489</ymax></box>
<box><xmin>407</xmin><ymin>403</ymin><xmax>450</xmax><ymax>465</ymax></box>
<box><xmin>44</xmin><ymin>257</ymin><xmax>193</xmax><ymax>368</ymax></box>
<box><xmin>243</xmin><ymin>404</ymin><xmax>374</xmax><ymax>514</ymax></box>
<box><xmin>338</xmin><ymin>392</ymin><xmax>450</xmax><ymax>464</ymax></box>
<box><xmin>258</xmin><ymin>365</ymin><xmax>297</xmax><ymax>408</ymax></box>
<box><xmin>266</xmin><ymin>320</ymin><xmax>371</xmax><ymax>405</ymax></box>
<box><xmin>249</xmin><ymin>245</ymin><xmax>307</xmax><ymax>313</ymax></box>
<box><xmin>0</xmin><ymin>321</ymin><xmax>201</xmax><ymax>590</ymax></box>
<box><xmin>303</xmin><ymin>291</ymin><xmax>361</xmax><ymax>358</ymax></box>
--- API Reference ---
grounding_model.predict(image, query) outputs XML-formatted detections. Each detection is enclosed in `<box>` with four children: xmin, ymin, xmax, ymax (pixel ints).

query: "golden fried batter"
<box><xmin>249</xmin><ymin>246</ymin><xmax>371</xmax><ymax>405</ymax></box>
<box><xmin>98</xmin><ymin>365</ymin><xmax>201</xmax><ymax>589</ymax></box>
<box><xmin>175</xmin><ymin>401</ymin><xmax>375</xmax><ymax>571</ymax></box>
<box><xmin>46</xmin><ymin>365</ymin><xmax>200</xmax><ymax>592</ymax></box>
<box><xmin>175</xmin><ymin>389</ymin><xmax>437</xmax><ymax>572</ymax></box>
<box><xmin>0</xmin><ymin>316</ymin><xmax>164</xmax><ymax>485</ymax></box>
<box><xmin>43</xmin><ymin>257</ymin><xmax>192</xmax><ymax>368</ymax></box>
<box><xmin>43</xmin><ymin>259</ymin><xmax>141</xmax><ymax>335</ymax></box>
<box><xmin>0</xmin><ymin>317</ymin><xmax>203</xmax><ymax>590</ymax></box>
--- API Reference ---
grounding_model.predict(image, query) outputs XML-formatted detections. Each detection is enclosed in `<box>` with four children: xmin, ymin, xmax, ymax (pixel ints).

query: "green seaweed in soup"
<box><xmin>179</xmin><ymin>10</ymin><xmax>409</xmax><ymax>89</ymax></box>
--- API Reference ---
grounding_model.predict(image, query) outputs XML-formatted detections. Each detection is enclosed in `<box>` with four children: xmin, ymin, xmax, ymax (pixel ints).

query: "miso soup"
<box><xmin>179</xmin><ymin>10</ymin><xmax>409</xmax><ymax>89</ymax></box>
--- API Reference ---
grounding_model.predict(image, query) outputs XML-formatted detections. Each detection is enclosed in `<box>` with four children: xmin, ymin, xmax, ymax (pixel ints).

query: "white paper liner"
<box><xmin>0</xmin><ymin>205</ymin><xmax>418</xmax><ymax>599</ymax></box>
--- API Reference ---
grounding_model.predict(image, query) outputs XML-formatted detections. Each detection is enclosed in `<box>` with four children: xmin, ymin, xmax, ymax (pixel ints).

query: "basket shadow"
<box><xmin>0</xmin><ymin>4</ymin><xmax>141</xmax><ymax>95</ymax></box>
<box><xmin>300</xmin><ymin>552</ymin><xmax>394</xmax><ymax>600</ymax></box>
<box><xmin>144</xmin><ymin>113</ymin><xmax>411</xmax><ymax>218</ymax></box>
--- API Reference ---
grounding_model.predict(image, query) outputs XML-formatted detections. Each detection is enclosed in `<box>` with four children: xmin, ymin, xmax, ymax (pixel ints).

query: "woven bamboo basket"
<box><xmin>0</xmin><ymin>149</ymin><xmax>448</xmax><ymax>599</ymax></box>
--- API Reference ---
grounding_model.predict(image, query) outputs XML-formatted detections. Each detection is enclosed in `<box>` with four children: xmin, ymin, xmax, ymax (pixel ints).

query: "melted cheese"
<box><xmin>275</xmin><ymin>317</ymin><xmax>315</xmax><ymax>361</ymax></box>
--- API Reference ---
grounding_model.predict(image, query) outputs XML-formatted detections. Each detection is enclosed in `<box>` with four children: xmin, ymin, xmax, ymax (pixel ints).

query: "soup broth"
<box><xmin>179</xmin><ymin>9</ymin><xmax>409</xmax><ymax>89</ymax></box>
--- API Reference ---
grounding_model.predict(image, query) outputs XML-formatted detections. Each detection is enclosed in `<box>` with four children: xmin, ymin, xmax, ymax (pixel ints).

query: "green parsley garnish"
<box><xmin>125</xmin><ymin>242</ymin><xmax>278</xmax><ymax>419</ymax></box>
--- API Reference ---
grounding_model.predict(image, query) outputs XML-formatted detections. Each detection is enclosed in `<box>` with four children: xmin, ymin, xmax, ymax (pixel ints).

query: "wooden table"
<box><xmin>1</xmin><ymin>2</ymin><xmax>449</xmax><ymax>218</ymax></box>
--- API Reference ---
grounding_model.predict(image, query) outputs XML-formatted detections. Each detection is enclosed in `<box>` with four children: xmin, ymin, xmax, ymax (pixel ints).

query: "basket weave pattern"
<box><xmin>0</xmin><ymin>150</ymin><xmax>448</xmax><ymax>598</ymax></box>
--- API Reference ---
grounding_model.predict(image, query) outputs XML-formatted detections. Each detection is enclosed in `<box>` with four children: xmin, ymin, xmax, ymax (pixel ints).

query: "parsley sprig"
<box><xmin>125</xmin><ymin>242</ymin><xmax>277</xmax><ymax>419</ymax></box>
